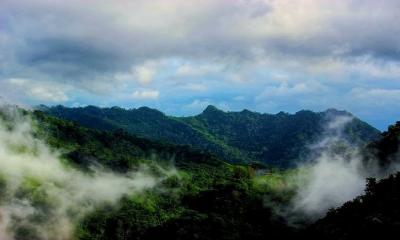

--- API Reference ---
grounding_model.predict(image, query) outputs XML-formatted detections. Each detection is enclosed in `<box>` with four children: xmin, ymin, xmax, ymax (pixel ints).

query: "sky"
<box><xmin>0</xmin><ymin>0</ymin><xmax>399</xmax><ymax>130</ymax></box>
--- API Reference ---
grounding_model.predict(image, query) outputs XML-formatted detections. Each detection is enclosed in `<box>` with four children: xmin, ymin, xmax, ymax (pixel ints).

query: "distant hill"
<box><xmin>41</xmin><ymin>105</ymin><xmax>381</xmax><ymax>166</ymax></box>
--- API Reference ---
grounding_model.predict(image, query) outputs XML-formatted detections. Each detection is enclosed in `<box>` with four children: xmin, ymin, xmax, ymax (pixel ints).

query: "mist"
<box><xmin>0</xmin><ymin>106</ymin><xmax>175</xmax><ymax>240</ymax></box>
<box><xmin>291</xmin><ymin>115</ymin><xmax>399</xmax><ymax>219</ymax></box>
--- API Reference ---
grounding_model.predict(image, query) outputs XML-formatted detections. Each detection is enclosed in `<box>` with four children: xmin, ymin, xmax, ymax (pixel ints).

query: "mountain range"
<box><xmin>0</xmin><ymin>105</ymin><xmax>398</xmax><ymax>240</ymax></box>
<box><xmin>42</xmin><ymin>105</ymin><xmax>381</xmax><ymax>167</ymax></box>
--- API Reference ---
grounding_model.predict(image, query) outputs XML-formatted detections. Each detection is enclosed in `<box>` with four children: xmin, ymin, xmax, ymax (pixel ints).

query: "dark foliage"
<box><xmin>365</xmin><ymin>121</ymin><xmax>400</xmax><ymax>166</ymax></box>
<box><xmin>43</xmin><ymin>105</ymin><xmax>380</xmax><ymax>167</ymax></box>
<box><xmin>305</xmin><ymin>173</ymin><xmax>400</xmax><ymax>240</ymax></box>
<box><xmin>4</xmin><ymin>107</ymin><xmax>397</xmax><ymax>240</ymax></box>
<box><xmin>303</xmin><ymin>121</ymin><xmax>400</xmax><ymax>240</ymax></box>
<box><xmin>77</xmin><ymin>173</ymin><xmax>296</xmax><ymax>240</ymax></box>
<box><xmin>33</xmin><ymin>110</ymin><xmax>224</xmax><ymax>172</ymax></box>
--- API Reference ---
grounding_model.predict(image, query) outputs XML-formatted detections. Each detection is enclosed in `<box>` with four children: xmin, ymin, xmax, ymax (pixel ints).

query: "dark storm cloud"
<box><xmin>16</xmin><ymin>38</ymin><xmax>126</xmax><ymax>78</ymax></box>
<box><xmin>1</xmin><ymin>0</ymin><xmax>399</xmax><ymax>82</ymax></box>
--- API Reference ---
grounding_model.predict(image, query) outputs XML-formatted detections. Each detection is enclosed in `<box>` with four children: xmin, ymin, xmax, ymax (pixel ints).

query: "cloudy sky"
<box><xmin>0</xmin><ymin>0</ymin><xmax>399</xmax><ymax>130</ymax></box>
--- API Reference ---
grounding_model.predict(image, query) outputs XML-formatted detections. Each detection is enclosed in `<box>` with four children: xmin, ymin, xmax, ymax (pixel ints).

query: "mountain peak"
<box><xmin>202</xmin><ymin>105</ymin><xmax>222</xmax><ymax>114</ymax></box>
<box><xmin>323</xmin><ymin>108</ymin><xmax>353</xmax><ymax>117</ymax></box>
<box><xmin>135</xmin><ymin>106</ymin><xmax>165</xmax><ymax>117</ymax></box>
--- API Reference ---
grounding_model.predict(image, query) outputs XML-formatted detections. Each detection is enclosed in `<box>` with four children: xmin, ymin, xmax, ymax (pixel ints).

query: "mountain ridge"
<box><xmin>41</xmin><ymin>105</ymin><xmax>381</xmax><ymax>167</ymax></box>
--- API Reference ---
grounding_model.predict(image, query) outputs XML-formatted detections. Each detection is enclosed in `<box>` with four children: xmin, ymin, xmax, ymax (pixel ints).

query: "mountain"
<box><xmin>0</xmin><ymin>106</ymin><xmax>296</xmax><ymax>240</ymax></box>
<box><xmin>42</xmin><ymin>105</ymin><xmax>381</xmax><ymax>166</ymax></box>
<box><xmin>32</xmin><ymin>110</ymin><xmax>224</xmax><ymax>172</ymax></box>
<box><xmin>1</xmin><ymin>106</ymin><xmax>398</xmax><ymax>240</ymax></box>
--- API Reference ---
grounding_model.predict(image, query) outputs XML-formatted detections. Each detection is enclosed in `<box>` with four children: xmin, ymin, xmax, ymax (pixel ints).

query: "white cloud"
<box><xmin>176</xmin><ymin>64</ymin><xmax>221</xmax><ymax>77</ymax></box>
<box><xmin>7</xmin><ymin>78</ymin><xmax>69</xmax><ymax>102</ymax></box>
<box><xmin>180</xmin><ymin>83</ymin><xmax>207</xmax><ymax>91</ymax></box>
<box><xmin>134</xmin><ymin>62</ymin><xmax>157</xmax><ymax>85</ymax></box>
<box><xmin>233</xmin><ymin>96</ymin><xmax>245</xmax><ymax>101</ymax></box>
<box><xmin>131</xmin><ymin>89</ymin><xmax>160</xmax><ymax>100</ymax></box>
<box><xmin>255</xmin><ymin>81</ymin><xmax>327</xmax><ymax>100</ymax></box>
<box><xmin>113</xmin><ymin>61</ymin><xmax>159</xmax><ymax>87</ymax></box>
<box><xmin>8</xmin><ymin>78</ymin><xmax>27</xmax><ymax>86</ymax></box>
<box><xmin>228</xmin><ymin>73</ymin><xmax>247</xmax><ymax>84</ymax></box>
<box><xmin>28</xmin><ymin>86</ymin><xmax>69</xmax><ymax>102</ymax></box>
<box><xmin>306</xmin><ymin>56</ymin><xmax>400</xmax><ymax>79</ymax></box>
<box><xmin>349</xmin><ymin>87</ymin><xmax>400</xmax><ymax>105</ymax></box>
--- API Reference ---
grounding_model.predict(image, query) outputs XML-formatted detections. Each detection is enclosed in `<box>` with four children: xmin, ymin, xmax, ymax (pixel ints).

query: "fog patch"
<box><xmin>0</xmin><ymin>106</ymin><xmax>175</xmax><ymax>240</ymax></box>
<box><xmin>291</xmin><ymin>115</ymin><xmax>399</xmax><ymax>219</ymax></box>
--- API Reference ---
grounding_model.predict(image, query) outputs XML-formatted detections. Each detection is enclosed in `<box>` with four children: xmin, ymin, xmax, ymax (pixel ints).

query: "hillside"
<box><xmin>305</xmin><ymin>173</ymin><xmax>400</xmax><ymax>240</ymax></box>
<box><xmin>37</xmin><ymin>112</ymin><xmax>399</xmax><ymax>240</ymax></box>
<box><xmin>31</xmin><ymin>110</ymin><xmax>225</xmax><ymax>172</ymax></box>
<box><xmin>365</xmin><ymin>121</ymin><xmax>400</xmax><ymax>167</ymax></box>
<box><xmin>1</xmin><ymin>106</ymin><xmax>398</xmax><ymax>240</ymax></box>
<box><xmin>42</xmin><ymin>105</ymin><xmax>381</xmax><ymax>167</ymax></box>
<box><xmin>304</xmin><ymin>121</ymin><xmax>400</xmax><ymax>240</ymax></box>
<box><xmin>0</xmin><ymin>106</ymin><xmax>296</xmax><ymax>240</ymax></box>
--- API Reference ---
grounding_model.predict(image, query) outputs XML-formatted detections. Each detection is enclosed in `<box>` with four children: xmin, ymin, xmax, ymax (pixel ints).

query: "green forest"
<box><xmin>43</xmin><ymin>105</ymin><xmax>380</xmax><ymax>166</ymax></box>
<box><xmin>0</xmin><ymin>105</ymin><xmax>398</xmax><ymax>240</ymax></box>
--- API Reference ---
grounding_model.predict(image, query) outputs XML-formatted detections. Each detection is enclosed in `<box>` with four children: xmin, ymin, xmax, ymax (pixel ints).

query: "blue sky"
<box><xmin>0</xmin><ymin>0</ymin><xmax>400</xmax><ymax>130</ymax></box>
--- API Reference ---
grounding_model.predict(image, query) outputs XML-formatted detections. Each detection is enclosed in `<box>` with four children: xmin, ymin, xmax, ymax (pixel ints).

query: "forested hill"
<box><xmin>1</xmin><ymin>106</ymin><xmax>399</xmax><ymax>240</ymax></box>
<box><xmin>31</xmin><ymin>110</ymin><xmax>224</xmax><ymax>172</ymax></box>
<box><xmin>41</xmin><ymin>105</ymin><xmax>380</xmax><ymax>166</ymax></box>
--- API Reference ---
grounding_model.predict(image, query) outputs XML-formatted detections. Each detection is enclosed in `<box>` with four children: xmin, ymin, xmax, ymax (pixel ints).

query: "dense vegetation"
<box><xmin>43</xmin><ymin>105</ymin><xmax>380</xmax><ymax>167</ymax></box>
<box><xmin>76</xmin><ymin>169</ymin><xmax>298</xmax><ymax>240</ymax></box>
<box><xmin>365</xmin><ymin>121</ymin><xmax>400</xmax><ymax>167</ymax></box>
<box><xmin>39</xmin><ymin>111</ymin><xmax>400</xmax><ymax>240</ymax></box>
<box><xmin>33</xmin><ymin>110</ymin><xmax>224</xmax><ymax>172</ymax></box>
<box><xmin>1</xmin><ymin>106</ymin><xmax>398</xmax><ymax>240</ymax></box>
<box><xmin>30</xmin><ymin>111</ymin><xmax>297</xmax><ymax>240</ymax></box>
<box><xmin>305</xmin><ymin>173</ymin><xmax>400</xmax><ymax>240</ymax></box>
